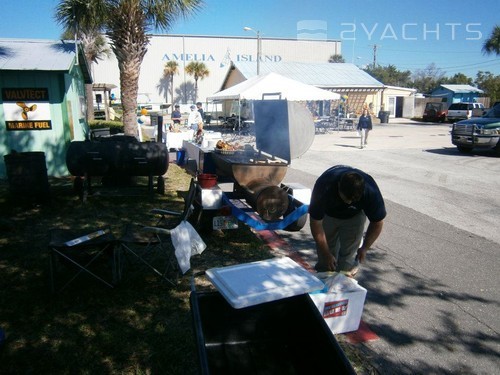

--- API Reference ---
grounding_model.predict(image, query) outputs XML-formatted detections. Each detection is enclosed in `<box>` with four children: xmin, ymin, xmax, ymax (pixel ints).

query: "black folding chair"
<box><xmin>118</xmin><ymin>178</ymin><xmax>198</xmax><ymax>285</ymax></box>
<box><xmin>48</xmin><ymin>227</ymin><xmax>118</xmax><ymax>293</ymax></box>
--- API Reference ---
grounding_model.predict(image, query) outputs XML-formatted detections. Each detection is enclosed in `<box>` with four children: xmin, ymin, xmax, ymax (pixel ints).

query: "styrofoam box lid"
<box><xmin>206</xmin><ymin>257</ymin><xmax>324</xmax><ymax>309</ymax></box>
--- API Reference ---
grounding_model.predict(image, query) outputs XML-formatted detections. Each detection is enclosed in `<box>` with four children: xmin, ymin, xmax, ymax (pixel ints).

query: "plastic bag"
<box><xmin>323</xmin><ymin>272</ymin><xmax>359</xmax><ymax>292</ymax></box>
<box><xmin>171</xmin><ymin>221</ymin><xmax>207</xmax><ymax>274</ymax></box>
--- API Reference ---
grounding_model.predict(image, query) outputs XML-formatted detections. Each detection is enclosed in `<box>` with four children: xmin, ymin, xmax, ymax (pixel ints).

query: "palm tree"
<box><xmin>482</xmin><ymin>25</ymin><xmax>500</xmax><ymax>56</ymax></box>
<box><xmin>55</xmin><ymin>0</ymin><xmax>203</xmax><ymax>136</ymax></box>
<box><xmin>163</xmin><ymin>60</ymin><xmax>179</xmax><ymax>105</ymax></box>
<box><xmin>328</xmin><ymin>54</ymin><xmax>345</xmax><ymax>63</ymax></box>
<box><xmin>185</xmin><ymin>61</ymin><xmax>209</xmax><ymax>102</ymax></box>
<box><xmin>62</xmin><ymin>28</ymin><xmax>111</xmax><ymax>121</ymax></box>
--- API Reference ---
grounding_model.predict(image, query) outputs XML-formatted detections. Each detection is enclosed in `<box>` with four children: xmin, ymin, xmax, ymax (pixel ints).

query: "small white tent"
<box><xmin>208</xmin><ymin>72</ymin><xmax>340</xmax><ymax>101</ymax></box>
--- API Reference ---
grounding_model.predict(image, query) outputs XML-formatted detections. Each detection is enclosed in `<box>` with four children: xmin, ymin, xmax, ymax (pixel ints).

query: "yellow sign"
<box><xmin>6</xmin><ymin>121</ymin><xmax>52</xmax><ymax>131</ymax></box>
<box><xmin>2</xmin><ymin>87</ymin><xmax>52</xmax><ymax>131</ymax></box>
<box><xmin>2</xmin><ymin>88</ymin><xmax>49</xmax><ymax>101</ymax></box>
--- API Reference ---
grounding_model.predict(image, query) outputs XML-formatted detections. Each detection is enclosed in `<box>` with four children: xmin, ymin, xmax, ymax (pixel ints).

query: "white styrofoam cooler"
<box><xmin>308</xmin><ymin>272</ymin><xmax>367</xmax><ymax>334</ymax></box>
<box><xmin>206</xmin><ymin>257</ymin><xmax>324</xmax><ymax>309</ymax></box>
<box><xmin>199</xmin><ymin>185</ymin><xmax>223</xmax><ymax>209</ymax></box>
<box><xmin>282</xmin><ymin>182</ymin><xmax>311</xmax><ymax>204</ymax></box>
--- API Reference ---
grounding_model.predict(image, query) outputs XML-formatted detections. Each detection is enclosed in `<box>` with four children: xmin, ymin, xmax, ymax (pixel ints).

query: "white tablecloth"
<box><xmin>166</xmin><ymin>131</ymin><xmax>193</xmax><ymax>150</ymax></box>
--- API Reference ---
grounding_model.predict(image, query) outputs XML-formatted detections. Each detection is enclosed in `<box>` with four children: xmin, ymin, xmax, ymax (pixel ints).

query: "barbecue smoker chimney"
<box><xmin>213</xmin><ymin>99</ymin><xmax>315</xmax><ymax>221</ymax></box>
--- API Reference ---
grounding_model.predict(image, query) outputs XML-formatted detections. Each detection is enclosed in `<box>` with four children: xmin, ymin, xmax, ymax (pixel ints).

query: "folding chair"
<box><xmin>48</xmin><ymin>226</ymin><xmax>118</xmax><ymax>293</ymax></box>
<box><xmin>118</xmin><ymin>178</ymin><xmax>198</xmax><ymax>285</ymax></box>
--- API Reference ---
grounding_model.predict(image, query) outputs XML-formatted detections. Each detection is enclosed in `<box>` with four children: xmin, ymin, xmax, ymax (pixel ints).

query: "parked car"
<box><xmin>422</xmin><ymin>102</ymin><xmax>447</xmax><ymax>122</ymax></box>
<box><xmin>447</xmin><ymin>102</ymin><xmax>485</xmax><ymax>122</ymax></box>
<box><xmin>451</xmin><ymin>103</ymin><xmax>500</xmax><ymax>153</ymax></box>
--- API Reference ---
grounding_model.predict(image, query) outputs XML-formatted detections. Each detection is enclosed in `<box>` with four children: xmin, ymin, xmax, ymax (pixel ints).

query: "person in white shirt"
<box><xmin>188</xmin><ymin>105</ymin><xmax>203</xmax><ymax>133</ymax></box>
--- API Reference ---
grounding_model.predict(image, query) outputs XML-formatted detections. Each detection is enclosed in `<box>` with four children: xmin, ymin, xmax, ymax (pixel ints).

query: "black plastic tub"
<box><xmin>3</xmin><ymin>151</ymin><xmax>50</xmax><ymax>202</ymax></box>
<box><xmin>190</xmin><ymin>290</ymin><xmax>356</xmax><ymax>375</ymax></box>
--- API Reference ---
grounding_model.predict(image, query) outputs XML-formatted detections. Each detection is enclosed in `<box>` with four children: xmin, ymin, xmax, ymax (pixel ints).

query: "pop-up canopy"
<box><xmin>208</xmin><ymin>72</ymin><xmax>340</xmax><ymax>101</ymax></box>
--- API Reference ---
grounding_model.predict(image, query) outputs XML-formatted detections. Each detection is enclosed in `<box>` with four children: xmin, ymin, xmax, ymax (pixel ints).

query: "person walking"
<box><xmin>357</xmin><ymin>109</ymin><xmax>373</xmax><ymax>148</ymax></box>
<box><xmin>309</xmin><ymin>165</ymin><xmax>386</xmax><ymax>277</ymax></box>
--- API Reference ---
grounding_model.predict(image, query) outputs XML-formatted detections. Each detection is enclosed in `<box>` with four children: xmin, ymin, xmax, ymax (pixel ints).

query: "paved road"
<box><xmin>279</xmin><ymin>120</ymin><xmax>500</xmax><ymax>374</ymax></box>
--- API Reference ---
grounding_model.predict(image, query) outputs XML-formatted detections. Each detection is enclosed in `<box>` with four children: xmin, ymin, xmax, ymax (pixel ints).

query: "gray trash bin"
<box><xmin>379</xmin><ymin>111</ymin><xmax>390</xmax><ymax>124</ymax></box>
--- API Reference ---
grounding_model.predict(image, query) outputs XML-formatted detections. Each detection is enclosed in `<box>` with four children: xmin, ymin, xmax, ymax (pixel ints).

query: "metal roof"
<box><xmin>0</xmin><ymin>38</ymin><xmax>91</xmax><ymax>83</ymax></box>
<box><xmin>232</xmin><ymin>61</ymin><xmax>384</xmax><ymax>90</ymax></box>
<box><xmin>439</xmin><ymin>84</ymin><xmax>484</xmax><ymax>94</ymax></box>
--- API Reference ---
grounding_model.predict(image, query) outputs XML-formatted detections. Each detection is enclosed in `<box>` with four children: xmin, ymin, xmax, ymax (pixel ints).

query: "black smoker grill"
<box><xmin>66</xmin><ymin>135</ymin><xmax>168</xmax><ymax>199</ymax></box>
<box><xmin>211</xmin><ymin>100</ymin><xmax>315</xmax><ymax>229</ymax></box>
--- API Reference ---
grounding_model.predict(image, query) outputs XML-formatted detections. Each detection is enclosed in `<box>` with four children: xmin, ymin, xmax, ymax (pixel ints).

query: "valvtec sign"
<box><xmin>2</xmin><ymin>88</ymin><xmax>52</xmax><ymax>131</ymax></box>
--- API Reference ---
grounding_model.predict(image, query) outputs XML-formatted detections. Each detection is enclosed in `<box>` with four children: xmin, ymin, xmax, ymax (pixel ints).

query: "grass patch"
<box><xmin>0</xmin><ymin>164</ymin><xmax>272</xmax><ymax>374</ymax></box>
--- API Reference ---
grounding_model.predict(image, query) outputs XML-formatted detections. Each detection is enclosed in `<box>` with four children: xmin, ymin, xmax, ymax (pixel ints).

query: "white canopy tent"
<box><xmin>207</xmin><ymin>72</ymin><xmax>340</xmax><ymax>128</ymax></box>
<box><xmin>208</xmin><ymin>72</ymin><xmax>340</xmax><ymax>101</ymax></box>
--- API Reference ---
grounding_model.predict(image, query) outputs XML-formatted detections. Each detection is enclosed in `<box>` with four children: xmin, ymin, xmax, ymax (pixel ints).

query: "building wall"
<box><xmin>92</xmin><ymin>34</ymin><xmax>341</xmax><ymax>109</ymax></box>
<box><xmin>369</xmin><ymin>87</ymin><xmax>416</xmax><ymax>118</ymax></box>
<box><xmin>0</xmin><ymin>68</ymin><xmax>88</xmax><ymax>178</ymax></box>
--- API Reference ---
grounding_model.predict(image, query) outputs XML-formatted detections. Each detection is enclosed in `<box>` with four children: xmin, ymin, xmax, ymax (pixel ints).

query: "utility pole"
<box><xmin>372</xmin><ymin>44</ymin><xmax>378</xmax><ymax>69</ymax></box>
<box><xmin>244</xmin><ymin>27</ymin><xmax>261</xmax><ymax>75</ymax></box>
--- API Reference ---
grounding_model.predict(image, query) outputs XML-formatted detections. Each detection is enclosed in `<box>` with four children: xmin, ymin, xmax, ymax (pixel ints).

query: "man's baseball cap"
<box><xmin>175</xmin><ymin>104</ymin><xmax>180</xmax><ymax>108</ymax></box>
<box><xmin>190</xmin><ymin>105</ymin><xmax>196</xmax><ymax>109</ymax></box>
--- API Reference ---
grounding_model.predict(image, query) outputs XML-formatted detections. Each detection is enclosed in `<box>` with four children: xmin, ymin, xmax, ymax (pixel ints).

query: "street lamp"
<box><xmin>243</xmin><ymin>26</ymin><xmax>261</xmax><ymax>75</ymax></box>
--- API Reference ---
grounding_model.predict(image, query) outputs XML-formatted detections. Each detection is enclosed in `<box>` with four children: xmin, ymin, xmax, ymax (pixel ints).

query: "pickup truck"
<box><xmin>447</xmin><ymin>102</ymin><xmax>485</xmax><ymax>122</ymax></box>
<box><xmin>451</xmin><ymin>103</ymin><xmax>500</xmax><ymax>153</ymax></box>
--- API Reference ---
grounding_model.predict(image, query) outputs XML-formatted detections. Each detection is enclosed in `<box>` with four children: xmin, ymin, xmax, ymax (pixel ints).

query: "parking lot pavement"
<box><xmin>213</xmin><ymin>117</ymin><xmax>452</xmax><ymax>152</ymax></box>
<box><xmin>276</xmin><ymin>118</ymin><xmax>500</xmax><ymax>374</ymax></box>
<box><xmin>310</xmin><ymin>118</ymin><xmax>452</xmax><ymax>152</ymax></box>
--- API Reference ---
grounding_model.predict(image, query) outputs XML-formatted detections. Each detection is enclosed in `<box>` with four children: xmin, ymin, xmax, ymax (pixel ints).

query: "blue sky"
<box><xmin>1</xmin><ymin>0</ymin><xmax>499</xmax><ymax>79</ymax></box>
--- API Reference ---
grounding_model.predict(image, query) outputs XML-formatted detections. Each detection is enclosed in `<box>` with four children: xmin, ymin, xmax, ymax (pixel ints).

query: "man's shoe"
<box><xmin>345</xmin><ymin>266</ymin><xmax>359</xmax><ymax>278</ymax></box>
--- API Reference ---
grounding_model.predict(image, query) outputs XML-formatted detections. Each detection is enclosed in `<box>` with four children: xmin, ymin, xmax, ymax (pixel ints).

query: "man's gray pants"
<box><xmin>322</xmin><ymin>212</ymin><xmax>366</xmax><ymax>272</ymax></box>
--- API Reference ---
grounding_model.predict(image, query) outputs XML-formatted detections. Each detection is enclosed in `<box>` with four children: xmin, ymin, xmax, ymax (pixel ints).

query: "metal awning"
<box><xmin>92</xmin><ymin>84</ymin><xmax>118</xmax><ymax>121</ymax></box>
<box><xmin>92</xmin><ymin>83</ymin><xmax>117</xmax><ymax>92</ymax></box>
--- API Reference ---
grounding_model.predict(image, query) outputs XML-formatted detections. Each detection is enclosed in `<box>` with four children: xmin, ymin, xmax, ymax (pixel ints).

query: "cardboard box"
<box><xmin>309</xmin><ymin>272</ymin><xmax>367</xmax><ymax>334</ymax></box>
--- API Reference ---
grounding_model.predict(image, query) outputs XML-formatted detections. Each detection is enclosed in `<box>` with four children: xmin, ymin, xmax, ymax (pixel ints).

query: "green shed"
<box><xmin>0</xmin><ymin>38</ymin><xmax>92</xmax><ymax>178</ymax></box>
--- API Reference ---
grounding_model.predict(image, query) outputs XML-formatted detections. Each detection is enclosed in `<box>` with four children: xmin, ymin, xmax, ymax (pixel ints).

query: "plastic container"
<box><xmin>3</xmin><ymin>151</ymin><xmax>50</xmax><ymax>202</ymax></box>
<box><xmin>198</xmin><ymin>173</ymin><xmax>217</xmax><ymax>189</ymax></box>
<box><xmin>176</xmin><ymin>149</ymin><xmax>186</xmax><ymax>166</ymax></box>
<box><xmin>190</xmin><ymin>291</ymin><xmax>356</xmax><ymax>374</ymax></box>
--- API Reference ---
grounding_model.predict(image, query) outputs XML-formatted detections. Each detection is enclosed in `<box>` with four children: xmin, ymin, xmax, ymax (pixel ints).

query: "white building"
<box><xmin>93</xmin><ymin>34</ymin><xmax>416</xmax><ymax>118</ymax></box>
<box><xmin>92</xmin><ymin>34</ymin><xmax>341</xmax><ymax>109</ymax></box>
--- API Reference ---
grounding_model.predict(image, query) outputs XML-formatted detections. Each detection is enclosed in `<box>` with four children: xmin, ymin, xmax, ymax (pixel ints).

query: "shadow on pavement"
<box><xmin>425</xmin><ymin>147</ymin><xmax>500</xmax><ymax>158</ymax></box>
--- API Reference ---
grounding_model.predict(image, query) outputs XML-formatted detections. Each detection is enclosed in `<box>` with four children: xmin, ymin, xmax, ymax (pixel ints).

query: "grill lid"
<box><xmin>253</xmin><ymin>100</ymin><xmax>315</xmax><ymax>163</ymax></box>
